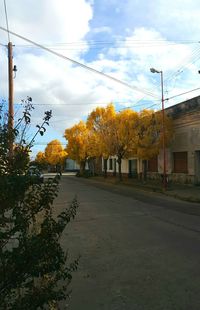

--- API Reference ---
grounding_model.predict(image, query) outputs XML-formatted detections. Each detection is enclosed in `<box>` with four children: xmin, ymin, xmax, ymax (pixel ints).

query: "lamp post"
<box><xmin>150</xmin><ymin>68</ymin><xmax>167</xmax><ymax>190</ymax></box>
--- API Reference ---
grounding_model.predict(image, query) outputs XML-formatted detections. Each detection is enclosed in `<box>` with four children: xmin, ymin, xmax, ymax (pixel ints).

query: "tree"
<box><xmin>109</xmin><ymin>109</ymin><xmax>139</xmax><ymax>181</ymax></box>
<box><xmin>36</xmin><ymin>151</ymin><xmax>46</xmax><ymax>163</ymax></box>
<box><xmin>87</xmin><ymin>104</ymin><xmax>116</xmax><ymax>177</ymax></box>
<box><xmin>135</xmin><ymin>109</ymin><xmax>173</xmax><ymax>180</ymax></box>
<box><xmin>64</xmin><ymin>121</ymin><xmax>90</xmax><ymax>175</ymax></box>
<box><xmin>34</xmin><ymin>151</ymin><xmax>47</xmax><ymax>170</ymax></box>
<box><xmin>0</xmin><ymin>100</ymin><xmax>79</xmax><ymax>309</ymax></box>
<box><xmin>44</xmin><ymin>139</ymin><xmax>67</xmax><ymax>173</ymax></box>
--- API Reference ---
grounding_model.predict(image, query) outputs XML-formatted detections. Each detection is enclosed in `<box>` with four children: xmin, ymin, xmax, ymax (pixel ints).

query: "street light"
<box><xmin>150</xmin><ymin>67</ymin><xmax>167</xmax><ymax>190</ymax></box>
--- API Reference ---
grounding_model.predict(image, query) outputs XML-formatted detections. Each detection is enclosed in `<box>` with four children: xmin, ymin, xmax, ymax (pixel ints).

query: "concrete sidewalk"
<box><xmin>90</xmin><ymin>176</ymin><xmax>200</xmax><ymax>203</ymax></box>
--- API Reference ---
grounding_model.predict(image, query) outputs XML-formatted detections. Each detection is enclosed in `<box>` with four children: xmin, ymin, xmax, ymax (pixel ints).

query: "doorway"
<box><xmin>128</xmin><ymin>159</ymin><xmax>137</xmax><ymax>178</ymax></box>
<box><xmin>195</xmin><ymin>151</ymin><xmax>200</xmax><ymax>184</ymax></box>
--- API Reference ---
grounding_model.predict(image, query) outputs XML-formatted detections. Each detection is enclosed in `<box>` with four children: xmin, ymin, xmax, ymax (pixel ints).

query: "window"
<box><xmin>109</xmin><ymin>158</ymin><xmax>113</xmax><ymax>170</ymax></box>
<box><xmin>148</xmin><ymin>156</ymin><xmax>158</xmax><ymax>172</ymax></box>
<box><xmin>173</xmin><ymin>152</ymin><xmax>188</xmax><ymax>173</ymax></box>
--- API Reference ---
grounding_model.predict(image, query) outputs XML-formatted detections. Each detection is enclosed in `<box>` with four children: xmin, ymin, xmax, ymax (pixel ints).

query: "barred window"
<box><xmin>173</xmin><ymin>152</ymin><xmax>187</xmax><ymax>173</ymax></box>
<box><xmin>148</xmin><ymin>156</ymin><xmax>158</xmax><ymax>172</ymax></box>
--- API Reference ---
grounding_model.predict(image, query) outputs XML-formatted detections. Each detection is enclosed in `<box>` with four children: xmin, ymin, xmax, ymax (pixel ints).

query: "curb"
<box><xmin>84</xmin><ymin>176</ymin><xmax>200</xmax><ymax>204</ymax></box>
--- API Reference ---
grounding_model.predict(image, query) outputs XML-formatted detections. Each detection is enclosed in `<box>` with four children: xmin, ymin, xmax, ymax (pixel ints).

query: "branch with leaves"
<box><xmin>0</xmin><ymin>99</ymin><xmax>79</xmax><ymax>309</ymax></box>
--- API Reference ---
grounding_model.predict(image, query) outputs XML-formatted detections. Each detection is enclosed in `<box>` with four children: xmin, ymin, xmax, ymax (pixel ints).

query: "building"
<box><xmin>65</xmin><ymin>158</ymin><xmax>80</xmax><ymax>171</ymax></box>
<box><xmin>103</xmin><ymin>95</ymin><xmax>200</xmax><ymax>184</ymax></box>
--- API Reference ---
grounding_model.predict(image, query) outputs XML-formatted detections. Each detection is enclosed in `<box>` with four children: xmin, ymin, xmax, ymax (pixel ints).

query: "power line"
<box><xmin>0</xmin><ymin>26</ymin><xmax>158</xmax><ymax>99</ymax></box>
<box><xmin>116</xmin><ymin>97</ymin><xmax>145</xmax><ymax>111</ymax></box>
<box><xmin>13</xmin><ymin>39</ymin><xmax>200</xmax><ymax>47</ymax></box>
<box><xmin>165</xmin><ymin>45</ymin><xmax>200</xmax><ymax>83</ymax></box>
<box><xmin>165</xmin><ymin>87</ymin><xmax>200</xmax><ymax>101</ymax></box>
<box><xmin>14</xmin><ymin>99</ymin><xmax>153</xmax><ymax>106</ymax></box>
<box><xmin>3</xmin><ymin>0</ymin><xmax>10</xmax><ymax>42</ymax></box>
<box><xmin>32</xmin><ymin>143</ymin><xmax>66</xmax><ymax>146</ymax></box>
<box><xmin>13</xmin><ymin>42</ymin><xmax>199</xmax><ymax>51</ymax></box>
<box><xmin>14</xmin><ymin>97</ymin><xmax>159</xmax><ymax>116</ymax></box>
<box><xmin>27</xmin><ymin>87</ymin><xmax>200</xmax><ymax>116</ymax></box>
<box><xmin>150</xmin><ymin>44</ymin><xmax>200</xmax><ymax>95</ymax></box>
<box><xmin>117</xmin><ymin>100</ymin><xmax>160</xmax><ymax>112</ymax></box>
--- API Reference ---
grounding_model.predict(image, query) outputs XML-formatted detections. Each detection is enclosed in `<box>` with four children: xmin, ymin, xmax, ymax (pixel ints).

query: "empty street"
<box><xmin>53</xmin><ymin>175</ymin><xmax>200</xmax><ymax>310</ymax></box>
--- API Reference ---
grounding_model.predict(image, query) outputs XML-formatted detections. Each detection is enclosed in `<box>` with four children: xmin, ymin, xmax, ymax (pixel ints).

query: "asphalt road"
<box><xmin>53</xmin><ymin>175</ymin><xmax>200</xmax><ymax>310</ymax></box>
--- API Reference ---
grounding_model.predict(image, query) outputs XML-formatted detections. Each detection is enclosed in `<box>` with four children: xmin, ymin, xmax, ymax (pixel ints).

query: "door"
<box><xmin>113</xmin><ymin>158</ymin><xmax>117</xmax><ymax>176</ymax></box>
<box><xmin>128</xmin><ymin>159</ymin><xmax>137</xmax><ymax>178</ymax></box>
<box><xmin>195</xmin><ymin>151</ymin><xmax>200</xmax><ymax>184</ymax></box>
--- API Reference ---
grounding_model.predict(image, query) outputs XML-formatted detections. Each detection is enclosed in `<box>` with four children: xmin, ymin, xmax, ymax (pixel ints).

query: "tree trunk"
<box><xmin>91</xmin><ymin>158</ymin><xmax>95</xmax><ymax>176</ymax></box>
<box><xmin>103</xmin><ymin>158</ymin><xmax>108</xmax><ymax>178</ymax></box>
<box><xmin>117</xmin><ymin>157</ymin><xmax>122</xmax><ymax>181</ymax></box>
<box><xmin>142</xmin><ymin>160</ymin><xmax>147</xmax><ymax>182</ymax></box>
<box><xmin>113</xmin><ymin>158</ymin><xmax>117</xmax><ymax>177</ymax></box>
<box><xmin>88</xmin><ymin>157</ymin><xmax>95</xmax><ymax>176</ymax></box>
<box><xmin>80</xmin><ymin>160</ymin><xmax>86</xmax><ymax>175</ymax></box>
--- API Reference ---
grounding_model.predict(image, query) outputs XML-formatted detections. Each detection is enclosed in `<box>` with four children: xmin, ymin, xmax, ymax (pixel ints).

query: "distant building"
<box><xmin>65</xmin><ymin>158</ymin><xmax>80</xmax><ymax>171</ymax></box>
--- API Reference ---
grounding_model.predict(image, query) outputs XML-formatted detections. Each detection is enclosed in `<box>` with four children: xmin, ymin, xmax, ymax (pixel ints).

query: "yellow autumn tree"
<box><xmin>35</xmin><ymin>151</ymin><xmax>47</xmax><ymax>169</ymax></box>
<box><xmin>109</xmin><ymin>109</ymin><xmax>139</xmax><ymax>181</ymax></box>
<box><xmin>135</xmin><ymin>109</ymin><xmax>173</xmax><ymax>159</ymax></box>
<box><xmin>44</xmin><ymin>139</ymin><xmax>67</xmax><ymax>172</ymax></box>
<box><xmin>135</xmin><ymin>109</ymin><xmax>173</xmax><ymax>179</ymax></box>
<box><xmin>87</xmin><ymin>104</ymin><xmax>116</xmax><ymax>176</ymax></box>
<box><xmin>64</xmin><ymin>121</ymin><xmax>90</xmax><ymax>174</ymax></box>
<box><xmin>35</xmin><ymin>151</ymin><xmax>46</xmax><ymax>164</ymax></box>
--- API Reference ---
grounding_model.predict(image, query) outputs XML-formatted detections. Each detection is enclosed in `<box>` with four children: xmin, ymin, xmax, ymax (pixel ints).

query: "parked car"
<box><xmin>27</xmin><ymin>166</ymin><xmax>44</xmax><ymax>183</ymax></box>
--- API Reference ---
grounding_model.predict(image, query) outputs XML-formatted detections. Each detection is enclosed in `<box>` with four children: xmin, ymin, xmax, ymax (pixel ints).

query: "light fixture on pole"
<box><xmin>150</xmin><ymin>67</ymin><xmax>167</xmax><ymax>190</ymax></box>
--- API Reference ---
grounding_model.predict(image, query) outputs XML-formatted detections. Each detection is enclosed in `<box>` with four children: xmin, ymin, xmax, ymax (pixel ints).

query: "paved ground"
<box><xmin>45</xmin><ymin>172</ymin><xmax>200</xmax><ymax>203</ymax></box>
<box><xmin>90</xmin><ymin>175</ymin><xmax>200</xmax><ymax>203</ymax></box>
<box><xmin>53</xmin><ymin>175</ymin><xmax>200</xmax><ymax>310</ymax></box>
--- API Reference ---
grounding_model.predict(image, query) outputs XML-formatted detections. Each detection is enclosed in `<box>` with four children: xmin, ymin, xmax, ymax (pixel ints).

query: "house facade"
<box><xmin>65</xmin><ymin>158</ymin><xmax>80</xmax><ymax>171</ymax></box>
<box><xmin>102</xmin><ymin>95</ymin><xmax>200</xmax><ymax>184</ymax></box>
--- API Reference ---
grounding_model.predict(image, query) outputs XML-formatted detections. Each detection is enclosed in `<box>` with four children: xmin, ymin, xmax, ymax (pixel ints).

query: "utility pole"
<box><xmin>150</xmin><ymin>68</ymin><xmax>167</xmax><ymax>190</ymax></box>
<box><xmin>8</xmin><ymin>41</ymin><xmax>14</xmax><ymax>156</ymax></box>
<box><xmin>160</xmin><ymin>71</ymin><xmax>167</xmax><ymax>190</ymax></box>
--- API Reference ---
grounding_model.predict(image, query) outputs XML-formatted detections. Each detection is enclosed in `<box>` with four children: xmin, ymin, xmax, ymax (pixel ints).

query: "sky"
<box><xmin>0</xmin><ymin>0</ymin><xmax>200</xmax><ymax>158</ymax></box>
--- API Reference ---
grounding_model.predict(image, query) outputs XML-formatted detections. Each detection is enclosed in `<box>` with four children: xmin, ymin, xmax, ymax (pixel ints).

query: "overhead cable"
<box><xmin>0</xmin><ymin>26</ymin><xmax>158</xmax><ymax>99</ymax></box>
<box><xmin>3</xmin><ymin>0</ymin><xmax>10</xmax><ymax>41</ymax></box>
<box><xmin>165</xmin><ymin>45</ymin><xmax>200</xmax><ymax>82</ymax></box>
<box><xmin>165</xmin><ymin>87</ymin><xmax>200</xmax><ymax>101</ymax></box>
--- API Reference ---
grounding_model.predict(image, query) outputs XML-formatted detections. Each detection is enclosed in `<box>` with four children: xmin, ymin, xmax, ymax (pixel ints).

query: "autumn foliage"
<box><xmin>63</xmin><ymin>104</ymin><xmax>173</xmax><ymax>179</ymax></box>
<box><xmin>44</xmin><ymin>140</ymin><xmax>67</xmax><ymax>166</ymax></box>
<box><xmin>135</xmin><ymin>109</ymin><xmax>173</xmax><ymax>160</ymax></box>
<box><xmin>35</xmin><ymin>140</ymin><xmax>67</xmax><ymax>171</ymax></box>
<box><xmin>64</xmin><ymin>121</ymin><xmax>91</xmax><ymax>173</ymax></box>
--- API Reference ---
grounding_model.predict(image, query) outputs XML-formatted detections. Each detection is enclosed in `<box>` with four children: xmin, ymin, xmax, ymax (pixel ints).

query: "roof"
<box><xmin>165</xmin><ymin>95</ymin><xmax>200</xmax><ymax>118</ymax></box>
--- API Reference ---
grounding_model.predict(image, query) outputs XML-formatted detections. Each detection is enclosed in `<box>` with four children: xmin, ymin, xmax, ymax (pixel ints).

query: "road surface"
<box><xmin>53</xmin><ymin>175</ymin><xmax>200</xmax><ymax>310</ymax></box>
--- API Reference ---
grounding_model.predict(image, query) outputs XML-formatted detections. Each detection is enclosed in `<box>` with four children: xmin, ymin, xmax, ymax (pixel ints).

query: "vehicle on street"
<box><xmin>27</xmin><ymin>166</ymin><xmax>44</xmax><ymax>183</ymax></box>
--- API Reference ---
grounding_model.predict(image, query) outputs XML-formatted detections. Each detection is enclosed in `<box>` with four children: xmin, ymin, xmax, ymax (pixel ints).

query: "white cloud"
<box><xmin>1</xmin><ymin>0</ymin><xmax>92</xmax><ymax>42</ymax></box>
<box><xmin>1</xmin><ymin>0</ymin><xmax>200</xmax><ymax>158</ymax></box>
<box><xmin>92</xmin><ymin>26</ymin><xmax>112</xmax><ymax>34</ymax></box>
<box><xmin>123</xmin><ymin>0</ymin><xmax>200</xmax><ymax>40</ymax></box>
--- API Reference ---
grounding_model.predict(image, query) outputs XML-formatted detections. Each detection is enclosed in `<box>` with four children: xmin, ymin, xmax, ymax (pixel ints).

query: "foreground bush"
<box><xmin>0</xmin><ymin>100</ymin><xmax>79</xmax><ymax>309</ymax></box>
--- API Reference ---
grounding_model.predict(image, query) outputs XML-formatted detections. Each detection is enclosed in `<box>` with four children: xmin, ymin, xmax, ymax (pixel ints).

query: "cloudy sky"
<box><xmin>0</xmin><ymin>0</ymin><xmax>200</xmax><ymax>157</ymax></box>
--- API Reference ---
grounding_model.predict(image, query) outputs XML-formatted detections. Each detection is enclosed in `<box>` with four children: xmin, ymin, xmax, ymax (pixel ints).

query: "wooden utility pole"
<box><xmin>8</xmin><ymin>42</ymin><xmax>14</xmax><ymax>156</ymax></box>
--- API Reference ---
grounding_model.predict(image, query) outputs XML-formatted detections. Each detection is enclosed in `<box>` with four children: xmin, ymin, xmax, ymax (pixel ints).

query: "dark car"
<box><xmin>27</xmin><ymin>166</ymin><xmax>44</xmax><ymax>183</ymax></box>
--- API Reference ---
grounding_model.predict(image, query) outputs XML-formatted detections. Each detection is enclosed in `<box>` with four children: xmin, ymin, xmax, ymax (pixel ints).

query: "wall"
<box><xmin>170</xmin><ymin>108</ymin><xmax>200</xmax><ymax>183</ymax></box>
